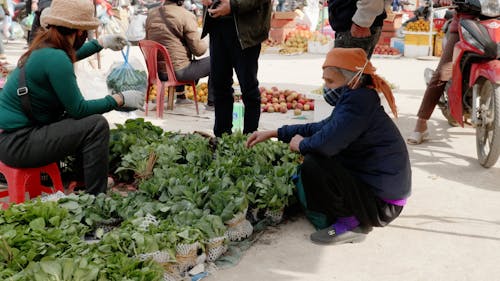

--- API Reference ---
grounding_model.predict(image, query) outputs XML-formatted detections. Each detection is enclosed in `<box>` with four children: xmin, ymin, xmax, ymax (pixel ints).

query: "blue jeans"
<box><xmin>208</xmin><ymin>18</ymin><xmax>262</xmax><ymax>137</ymax></box>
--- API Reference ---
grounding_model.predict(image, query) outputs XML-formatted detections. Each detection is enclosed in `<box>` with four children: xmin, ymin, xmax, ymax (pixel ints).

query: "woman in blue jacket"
<box><xmin>246</xmin><ymin>48</ymin><xmax>411</xmax><ymax>245</ymax></box>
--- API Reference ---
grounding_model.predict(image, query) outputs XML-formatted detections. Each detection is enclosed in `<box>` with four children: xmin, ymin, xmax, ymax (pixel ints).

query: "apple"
<box><xmin>268</xmin><ymin>106</ymin><xmax>275</xmax><ymax>113</ymax></box>
<box><xmin>273</xmin><ymin>103</ymin><xmax>281</xmax><ymax>112</ymax></box>
<box><xmin>259</xmin><ymin>86</ymin><xmax>267</xmax><ymax>93</ymax></box>
<box><xmin>272</xmin><ymin>97</ymin><xmax>279</xmax><ymax>104</ymax></box>
<box><xmin>298</xmin><ymin>98</ymin><xmax>307</xmax><ymax>105</ymax></box>
<box><xmin>307</xmin><ymin>102</ymin><xmax>314</xmax><ymax>110</ymax></box>
<box><xmin>286</xmin><ymin>102</ymin><xmax>292</xmax><ymax>109</ymax></box>
<box><xmin>294</xmin><ymin>108</ymin><xmax>302</xmax><ymax>115</ymax></box>
<box><xmin>280</xmin><ymin>105</ymin><xmax>287</xmax><ymax>113</ymax></box>
<box><xmin>304</xmin><ymin>104</ymin><xmax>310</xmax><ymax>111</ymax></box>
<box><xmin>296</xmin><ymin>103</ymin><xmax>304</xmax><ymax>110</ymax></box>
<box><xmin>271</xmin><ymin>86</ymin><xmax>279</xmax><ymax>92</ymax></box>
<box><xmin>261</xmin><ymin>97</ymin><xmax>268</xmax><ymax>104</ymax></box>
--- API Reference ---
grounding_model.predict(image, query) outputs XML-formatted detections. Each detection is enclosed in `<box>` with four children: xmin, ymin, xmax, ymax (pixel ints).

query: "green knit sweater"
<box><xmin>0</xmin><ymin>40</ymin><xmax>118</xmax><ymax>131</ymax></box>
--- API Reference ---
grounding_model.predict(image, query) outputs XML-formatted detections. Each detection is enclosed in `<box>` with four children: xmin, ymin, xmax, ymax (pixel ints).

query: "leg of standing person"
<box><xmin>28</xmin><ymin>9</ymin><xmax>41</xmax><ymax>44</ymax></box>
<box><xmin>407</xmin><ymin>31</ymin><xmax>459</xmax><ymax>144</ymax></box>
<box><xmin>0</xmin><ymin>115</ymin><xmax>111</xmax><ymax>195</ymax></box>
<box><xmin>210</xmin><ymin>19</ymin><xmax>236</xmax><ymax>137</ymax></box>
<box><xmin>0</xmin><ymin>32</ymin><xmax>5</xmax><ymax>59</ymax></box>
<box><xmin>232</xmin><ymin>42</ymin><xmax>262</xmax><ymax>135</ymax></box>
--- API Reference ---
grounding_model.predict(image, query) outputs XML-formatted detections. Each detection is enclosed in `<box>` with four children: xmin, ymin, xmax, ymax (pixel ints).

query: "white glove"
<box><xmin>117</xmin><ymin>90</ymin><xmax>145</xmax><ymax>111</ymax></box>
<box><xmin>100</xmin><ymin>34</ymin><xmax>129</xmax><ymax>51</ymax></box>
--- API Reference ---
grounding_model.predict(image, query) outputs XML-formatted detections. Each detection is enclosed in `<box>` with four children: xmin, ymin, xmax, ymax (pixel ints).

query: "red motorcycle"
<box><xmin>427</xmin><ymin>0</ymin><xmax>500</xmax><ymax>168</ymax></box>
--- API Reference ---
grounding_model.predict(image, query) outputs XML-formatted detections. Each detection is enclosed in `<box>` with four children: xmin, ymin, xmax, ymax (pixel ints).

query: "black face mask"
<box><xmin>73</xmin><ymin>31</ymin><xmax>88</xmax><ymax>50</ymax></box>
<box><xmin>323</xmin><ymin>85</ymin><xmax>347</xmax><ymax>106</ymax></box>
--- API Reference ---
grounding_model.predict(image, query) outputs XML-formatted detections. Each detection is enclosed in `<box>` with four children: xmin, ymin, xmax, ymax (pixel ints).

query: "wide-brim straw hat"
<box><xmin>41</xmin><ymin>0</ymin><xmax>100</xmax><ymax>30</ymax></box>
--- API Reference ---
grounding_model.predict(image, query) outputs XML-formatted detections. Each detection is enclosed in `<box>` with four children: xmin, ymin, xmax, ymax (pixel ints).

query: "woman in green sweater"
<box><xmin>0</xmin><ymin>0</ymin><xmax>144</xmax><ymax>194</ymax></box>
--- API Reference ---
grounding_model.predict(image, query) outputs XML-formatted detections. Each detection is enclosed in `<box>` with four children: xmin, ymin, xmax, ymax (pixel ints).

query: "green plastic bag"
<box><xmin>293</xmin><ymin>165</ymin><xmax>330</xmax><ymax>230</ymax></box>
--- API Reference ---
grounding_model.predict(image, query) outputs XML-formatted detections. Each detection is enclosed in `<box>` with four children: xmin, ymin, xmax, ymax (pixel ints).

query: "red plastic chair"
<box><xmin>0</xmin><ymin>161</ymin><xmax>64</xmax><ymax>209</ymax></box>
<box><xmin>138</xmin><ymin>40</ymin><xmax>199</xmax><ymax>118</ymax></box>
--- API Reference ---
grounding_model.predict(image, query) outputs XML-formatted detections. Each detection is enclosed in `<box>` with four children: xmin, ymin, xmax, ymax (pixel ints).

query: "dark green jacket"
<box><xmin>0</xmin><ymin>40</ymin><xmax>118</xmax><ymax>131</ymax></box>
<box><xmin>201</xmin><ymin>0</ymin><xmax>272</xmax><ymax>50</ymax></box>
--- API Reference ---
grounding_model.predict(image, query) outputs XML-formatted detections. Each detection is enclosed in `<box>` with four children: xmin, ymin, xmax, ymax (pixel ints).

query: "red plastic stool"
<box><xmin>0</xmin><ymin>161</ymin><xmax>64</xmax><ymax>209</ymax></box>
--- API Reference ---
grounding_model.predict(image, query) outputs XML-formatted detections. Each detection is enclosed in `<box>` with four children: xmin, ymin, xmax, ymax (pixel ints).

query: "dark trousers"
<box><xmin>300</xmin><ymin>153</ymin><xmax>403</xmax><ymax>227</ymax></box>
<box><xmin>0</xmin><ymin>115</ymin><xmax>110</xmax><ymax>195</ymax></box>
<box><xmin>334</xmin><ymin>26</ymin><xmax>382</xmax><ymax>59</ymax></box>
<box><xmin>417</xmin><ymin>32</ymin><xmax>459</xmax><ymax>120</ymax></box>
<box><xmin>159</xmin><ymin>57</ymin><xmax>214</xmax><ymax>103</ymax></box>
<box><xmin>209</xmin><ymin>19</ymin><xmax>262</xmax><ymax>137</ymax></box>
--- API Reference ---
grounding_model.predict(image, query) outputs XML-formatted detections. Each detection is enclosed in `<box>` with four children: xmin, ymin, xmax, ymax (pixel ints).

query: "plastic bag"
<box><xmin>126</xmin><ymin>13</ymin><xmax>147</xmax><ymax>43</ymax></box>
<box><xmin>106</xmin><ymin>46</ymin><xmax>147</xmax><ymax>94</ymax></box>
<box><xmin>21</xmin><ymin>13</ymin><xmax>35</xmax><ymax>30</ymax></box>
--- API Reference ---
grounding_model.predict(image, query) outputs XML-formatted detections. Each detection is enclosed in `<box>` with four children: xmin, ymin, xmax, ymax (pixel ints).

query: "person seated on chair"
<box><xmin>246</xmin><ymin>48</ymin><xmax>411</xmax><ymax>245</ymax></box>
<box><xmin>0</xmin><ymin>0</ymin><xmax>144</xmax><ymax>195</ymax></box>
<box><xmin>145</xmin><ymin>0</ymin><xmax>214</xmax><ymax>109</ymax></box>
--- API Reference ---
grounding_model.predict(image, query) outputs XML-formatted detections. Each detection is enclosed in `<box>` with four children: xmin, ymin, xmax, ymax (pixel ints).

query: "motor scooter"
<box><xmin>425</xmin><ymin>0</ymin><xmax>500</xmax><ymax>168</ymax></box>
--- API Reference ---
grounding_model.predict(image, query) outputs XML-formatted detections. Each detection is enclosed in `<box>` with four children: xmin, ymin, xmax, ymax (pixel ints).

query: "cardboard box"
<box><xmin>382</xmin><ymin>13</ymin><xmax>403</xmax><ymax>31</ymax></box>
<box><xmin>273</xmin><ymin>11</ymin><xmax>298</xmax><ymax>20</ymax></box>
<box><xmin>271</xmin><ymin>18</ymin><xmax>295</xmax><ymax>28</ymax></box>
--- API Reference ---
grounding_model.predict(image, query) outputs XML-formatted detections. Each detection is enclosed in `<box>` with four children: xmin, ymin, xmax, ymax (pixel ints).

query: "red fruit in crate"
<box><xmin>280</xmin><ymin>105</ymin><xmax>288</xmax><ymax>113</ymax></box>
<box><xmin>271</xmin><ymin>86</ymin><xmax>279</xmax><ymax>92</ymax></box>
<box><xmin>272</xmin><ymin>97</ymin><xmax>279</xmax><ymax>104</ymax></box>
<box><xmin>296</xmin><ymin>103</ymin><xmax>304</xmax><ymax>110</ymax></box>
<box><xmin>272</xmin><ymin>91</ymin><xmax>280</xmax><ymax>98</ymax></box>
<box><xmin>287</xmin><ymin>102</ymin><xmax>292</xmax><ymax>109</ymax></box>
<box><xmin>298</xmin><ymin>98</ymin><xmax>307</xmax><ymax>105</ymax></box>
<box><xmin>303</xmin><ymin>104</ymin><xmax>311</xmax><ymax>111</ymax></box>
<box><xmin>307</xmin><ymin>102</ymin><xmax>314</xmax><ymax>110</ymax></box>
<box><xmin>261</xmin><ymin>97</ymin><xmax>268</xmax><ymax>104</ymax></box>
<box><xmin>259</xmin><ymin>86</ymin><xmax>267</xmax><ymax>93</ymax></box>
<box><xmin>268</xmin><ymin>106</ymin><xmax>275</xmax><ymax>113</ymax></box>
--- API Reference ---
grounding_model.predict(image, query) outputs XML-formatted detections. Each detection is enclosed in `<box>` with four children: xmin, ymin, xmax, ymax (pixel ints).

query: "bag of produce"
<box><xmin>106</xmin><ymin>46</ymin><xmax>147</xmax><ymax>94</ymax></box>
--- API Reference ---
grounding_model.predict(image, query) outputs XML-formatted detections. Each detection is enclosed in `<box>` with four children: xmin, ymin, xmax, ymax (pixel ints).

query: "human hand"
<box><xmin>246</xmin><ymin>130</ymin><xmax>277</xmax><ymax>148</ymax></box>
<box><xmin>350</xmin><ymin>23</ymin><xmax>371</xmax><ymax>38</ymax></box>
<box><xmin>118</xmin><ymin>90</ymin><xmax>145</xmax><ymax>111</ymax></box>
<box><xmin>99</xmin><ymin>34</ymin><xmax>128</xmax><ymax>51</ymax></box>
<box><xmin>208</xmin><ymin>0</ymin><xmax>231</xmax><ymax>18</ymax></box>
<box><xmin>289</xmin><ymin>134</ymin><xmax>303</xmax><ymax>152</ymax></box>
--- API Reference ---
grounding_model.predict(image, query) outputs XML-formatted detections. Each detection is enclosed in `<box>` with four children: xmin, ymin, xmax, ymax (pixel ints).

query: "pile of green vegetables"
<box><xmin>0</xmin><ymin>118</ymin><xmax>301</xmax><ymax>280</ymax></box>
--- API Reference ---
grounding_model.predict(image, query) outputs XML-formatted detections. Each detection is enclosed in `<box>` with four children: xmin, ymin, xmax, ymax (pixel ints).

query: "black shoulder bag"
<box><xmin>17</xmin><ymin>66</ymin><xmax>39</xmax><ymax>124</ymax></box>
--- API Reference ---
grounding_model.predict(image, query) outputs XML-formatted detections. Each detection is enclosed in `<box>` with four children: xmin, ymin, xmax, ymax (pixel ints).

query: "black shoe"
<box><xmin>310</xmin><ymin>226</ymin><xmax>372</xmax><ymax>245</ymax></box>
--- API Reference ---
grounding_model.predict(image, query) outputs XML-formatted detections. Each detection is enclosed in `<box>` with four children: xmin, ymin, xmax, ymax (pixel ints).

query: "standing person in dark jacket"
<box><xmin>27</xmin><ymin>0</ymin><xmax>52</xmax><ymax>44</ymax></box>
<box><xmin>329</xmin><ymin>0</ymin><xmax>388</xmax><ymax>58</ymax></box>
<box><xmin>246</xmin><ymin>48</ymin><xmax>411</xmax><ymax>245</ymax></box>
<box><xmin>201</xmin><ymin>0</ymin><xmax>272</xmax><ymax>137</ymax></box>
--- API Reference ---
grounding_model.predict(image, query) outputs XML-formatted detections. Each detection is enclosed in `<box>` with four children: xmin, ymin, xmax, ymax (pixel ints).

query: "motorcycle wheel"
<box><xmin>476</xmin><ymin>80</ymin><xmax>500</xmax><ymax>168</ymax></box>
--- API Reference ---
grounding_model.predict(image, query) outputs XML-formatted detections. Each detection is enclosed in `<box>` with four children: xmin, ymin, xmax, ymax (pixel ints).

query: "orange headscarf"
<box><xmin>322</xmin><ymin>48</ymin><xmax>398</xmax><ymax>117</ymax></box>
